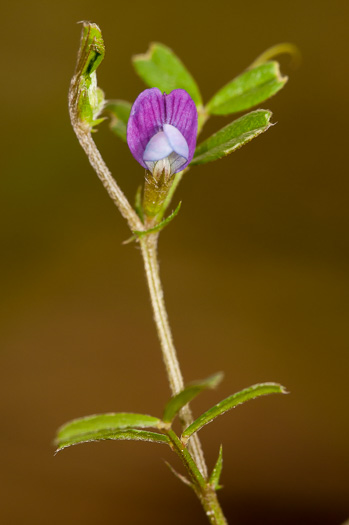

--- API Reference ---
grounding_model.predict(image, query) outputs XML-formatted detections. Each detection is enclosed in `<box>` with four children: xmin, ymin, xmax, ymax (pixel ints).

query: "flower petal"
<box><xmin>163</xmin><ymin>124</ymin><xmax>189</xmax><ymax>161</ymax></box>
<box><xmin>127</xmin><ymin>88</ymin><xmax>198</xmax><ymax>173</ymax></box>
<box><xmin>168</xmin><ymin>151</ymin><xmax>187</xmax><ymax>174</ymax></box>
<box><xmin>164</xmin><ymin>89</ymin><xmax>198</xmax><ymax>169</ymax></box>
<box><xmin>127</xmin><ymin>88</ymin><xmax>165</xmax><ymax>169</ymax></box>
<box><xmin>143</xmin><ymin>126</ymin><xmax>189</xmax><ymax>175</ymax></box>
<box><xmin>143</xmin><ymin>131</ymin><xmax>173</xmax><ymax>162</ymax></box>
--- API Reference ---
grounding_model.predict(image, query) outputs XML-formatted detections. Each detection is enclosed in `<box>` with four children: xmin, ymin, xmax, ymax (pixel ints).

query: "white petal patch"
<box><xmin>143</xmin><ymin>131</ymin><xmax>173</xmax><ymax>162</ymax></box>
<box><xmin>143</xmin><ymin>125</ymin><xmax>189</xmax><ymax>175</ymax></box>
<box><xmin>163</xmin><ymin>124</ymin><xmax>189</xmax><ymax>160</ymax></box>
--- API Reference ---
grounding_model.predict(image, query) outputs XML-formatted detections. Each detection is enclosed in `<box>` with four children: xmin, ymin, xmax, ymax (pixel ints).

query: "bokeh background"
<box><xmin>1</xmin><ymin>0</ymin><xmax>348</xmax><ymax>523</ymax></box>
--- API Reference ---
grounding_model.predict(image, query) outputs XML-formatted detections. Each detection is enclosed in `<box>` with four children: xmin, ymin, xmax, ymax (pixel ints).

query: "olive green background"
<box><xmin>1</xmin><ymin>0</ymin><xmax>348</xmax><ymax>523</ymax></box>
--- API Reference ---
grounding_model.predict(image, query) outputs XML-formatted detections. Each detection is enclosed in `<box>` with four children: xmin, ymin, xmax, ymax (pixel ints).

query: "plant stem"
<box><xmin>69</xmin><ymin>114</ymin><xmax>208</xmax><ymax>477</ymax></box>
<box><xmin>71</xmin><ymin>125</ymin><xmax>228</xmax><ymax>522</ymax></box>
<box><xmin>200</xmin><ymin>488</ymin><xmax>229</xmax><ymax>525</ymax></box>
<box><xmin>167</xmin><ymin>430</ymin><xmax>228</xmax><ymax>525</ymax></box>
<box><xmin>139</xmin><ymin>232</ymin><xmax>208</xmax><ymax>479</ymax></box>
<box><xmin>69</xmin><ymin>24</ymin><xmax>227</xmax><ymax>524</ymax></box>
<box><xmin>69</xmin><ymin>92</ymin><xmax>143</xmax><ymax>233</ymax></box>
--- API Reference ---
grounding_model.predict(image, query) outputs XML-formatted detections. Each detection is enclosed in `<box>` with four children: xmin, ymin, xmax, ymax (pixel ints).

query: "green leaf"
<box><xmin>191</xmin><ymin>110</ymin><xmax>272</xmax><ymax>166</ymax></box>
<box><xmin>57</xmin><ymin>412</ymin><xmax>161</xmax><ymax>444</ymax></box>
<box><xmin>182</xmin><ymin>383</ymin><xmax>287</xmax><ymax>441</ymax></box>
<box><xmin>206</xmin><ymin>61</ymin><xmax>287</xmax><ymax>115</ymax></box>
<box><xmin>132</xmin><ymin>43</ymin><xmax>202</xmax><ymax>107</ymax></box>
<box><xmin>209</xmin><ymin>445</ymin><xmax>223</xmax><ymax>490</ymax></box>
<box><xmin>70</xmin><ymin>22</ymin><xmax>106</xmax><ymax>130</ymax></box>
<box><xmin>163</xmin><ymin>372</ymin><xmax>223</xmax><ymax>423</ymax></box>
<box><xmin>133</xmin><ymin>201</ymin><xmax>182</xmax><ymax>239</ymax></box>
<box><xmin>56</xmin><ymin>428</ymin><xmax>170</xmax><ymax>452</ymax></box>
<box><xmin>105</xmin><ymin>100</ymin><xmax>132</xmax><ymax>142</ymax></box>
<box><xmin>124</xmin><ymin>201</ymin><xmax>182</xmax><ymax>244</ymax></box>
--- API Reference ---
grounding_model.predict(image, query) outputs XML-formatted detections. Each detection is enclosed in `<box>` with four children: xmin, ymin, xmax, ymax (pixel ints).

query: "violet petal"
<box><xmin>164</xmin><ymin>89</ymin><xmax>197</xmax><ymax>170</ymax></box>
<box><xmin>127</xmin><ymin>88</ymin><xmax>165</xmax><ymax>169</ymax></box>
<box><xmin>127</xmin><ymin>87</ymin><xmax>197</xmax><ymax>174</ymax></box>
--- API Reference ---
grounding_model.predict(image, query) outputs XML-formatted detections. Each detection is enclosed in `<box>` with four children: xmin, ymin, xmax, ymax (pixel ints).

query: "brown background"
<box><xmin>1</xmin><ymin>0</ymin><xmax>348</xmax><ymax>523</ymax></box>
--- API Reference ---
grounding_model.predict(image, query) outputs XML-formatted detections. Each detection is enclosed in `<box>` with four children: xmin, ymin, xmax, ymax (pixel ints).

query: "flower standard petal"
<box><xmin>127</xmin><ymin>88</ymin><xmax>197</xmax><ymax>174</ymax></box>
<box><xmin>164</xmin><ymin>89</ymin><xmax>198</xmax><ymax>169</ymax></box>
<box><xmin>127</xmin><ymin>88</ymin><xmax>165</xmax><ymax>169</ymax></box>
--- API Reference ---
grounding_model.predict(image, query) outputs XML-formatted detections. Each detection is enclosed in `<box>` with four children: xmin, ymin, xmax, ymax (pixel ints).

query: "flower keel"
<box><xmin>143</xmin><ymin>124</ymin><xmax>189</xmax><ymax>176</ymax></box>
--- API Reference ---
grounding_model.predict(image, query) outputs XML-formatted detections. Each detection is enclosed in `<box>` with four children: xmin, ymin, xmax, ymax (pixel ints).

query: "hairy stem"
<box><xmin>69</xmin><ymin>82</ymin><xmax>143</xmax><ymax>233</ymax></box>
<box><xmin>167</xmin><ymin>430</ymin><xmax>228</xmax><ymax>525</ymax></box>
<box><xmin>70</xmin><ymin>110</ymin><xmax>207</xmax><ymax>477</ymax></box>
<box><xmin>140</xmin><ymin>232</ymin><xmax>208</xmax><ymax>479</ymax></box>
<box><xmin>69</xmin><ymin>22</ymin><xmax>227</xmax><ymax>524</ymax></box>
<box><xmin>70</xmin><ymin>123</ymin><xmax>226</xmax><ymax>519</ymax></box>
<box><xmin>74</xmin><ymin>131</ymin><xmax>143</xmax><ymax>232</ymax></box>
<box><xmin>71</xmin><ymin>123</ymin><xmax>208</xmax><ymax>479</ymax></box>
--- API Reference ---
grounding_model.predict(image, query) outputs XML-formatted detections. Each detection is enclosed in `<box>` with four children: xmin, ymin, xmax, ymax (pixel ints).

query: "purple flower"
<box><xmin>127</xmin><ymin>88</ymin><xmax>198</xmax><ymax>177</ymax></box>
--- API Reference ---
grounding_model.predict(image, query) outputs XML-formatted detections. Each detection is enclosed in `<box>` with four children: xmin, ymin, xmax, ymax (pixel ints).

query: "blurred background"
<box><xmin>1</xmin><ymin>0</ymin><xmax>348</xmax><ymax>523</ymax></box>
